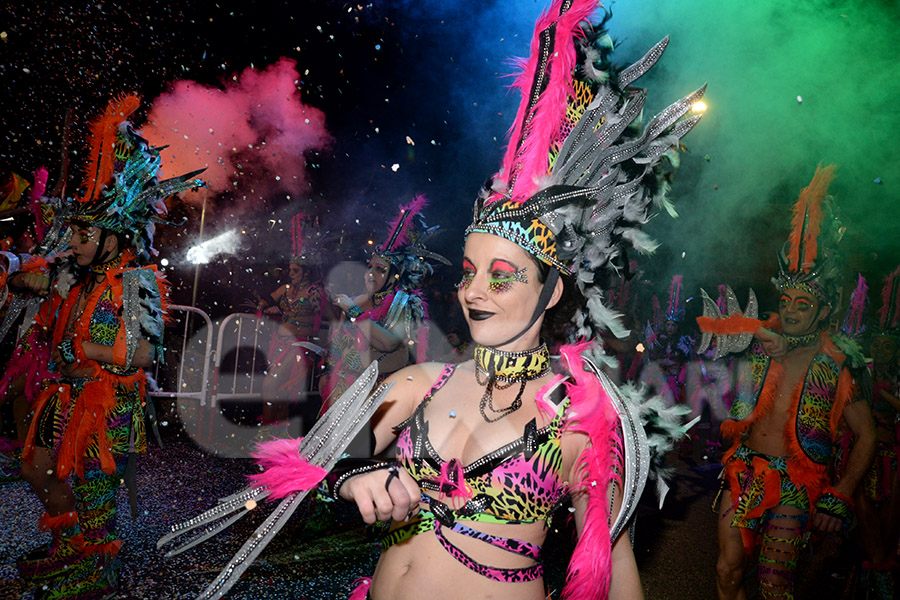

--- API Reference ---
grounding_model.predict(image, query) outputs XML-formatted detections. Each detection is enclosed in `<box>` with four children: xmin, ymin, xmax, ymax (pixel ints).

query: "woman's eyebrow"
<box><xmin>491</xmin><ymin>259</ymin><xmax>519</xmax><ymax>271</ymax></box>
<box><xmin>462</xmin><ymin>257</ymin><xmax>476</xmax><ymax>268</ymax></box>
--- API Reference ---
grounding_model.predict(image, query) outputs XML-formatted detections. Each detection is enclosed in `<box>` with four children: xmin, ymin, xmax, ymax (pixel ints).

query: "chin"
<box><xmin>782</xmin><ymin>325</ymin><xmax>816</xmax><ymax>337</ymax></box>
<box><xmin>466</xmin><ymin>319</ymin><xmax>535</xmax><ymax>350</ymax></box>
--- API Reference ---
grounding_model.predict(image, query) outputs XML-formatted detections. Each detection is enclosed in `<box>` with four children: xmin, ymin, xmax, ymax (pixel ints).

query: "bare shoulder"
<box><xmin>376</xmin><ymin>362</ymin><xmax>450</xmax><ymax>422</ymax></box>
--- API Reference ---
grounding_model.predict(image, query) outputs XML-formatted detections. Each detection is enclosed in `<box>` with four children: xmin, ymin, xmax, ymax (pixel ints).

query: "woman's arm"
<box><xmin>567</xmin><ymin>432</ymin><xmax>644</xmax><ymax>600</ymax></box>
<box><xmin>337</xmin><ymin>362</ymin><xmax>439</xmax><ymax>524</ymax></box>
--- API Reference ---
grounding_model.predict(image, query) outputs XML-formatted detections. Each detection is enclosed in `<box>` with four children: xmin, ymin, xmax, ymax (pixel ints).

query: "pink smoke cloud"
<box><xmin>143</xmin><ymin>58</ymin><xmax>332</xmax><ymax>205</ymax></box>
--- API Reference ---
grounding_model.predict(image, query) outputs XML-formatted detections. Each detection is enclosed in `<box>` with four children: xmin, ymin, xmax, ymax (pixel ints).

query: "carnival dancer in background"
<box><xmin>603</xmin><ymin>259</ymin><xmax>644</xmax><ymax>384</ymax></box>
<box><xmin>685</xmin><ymin>285</ymin><xmax>737</xmax><ymax>462</ymax></box>
<box><xmin>855</xmin><ymin>266</ymin><xmax>900</xmax><ymax>599</ymax></box>
<box><xmin>320</xmin><ymin>195</ymin><xmax>445</xmax><ymax>414</ymax></box>
<box><xmin>256</xmin><ymin>214</ymin><xmax>329</xmax><ymax>434</ymax></box>
<box><xmin>158</xmin><ymin>3</ymin><xmax>706</xmax><ymax>599</ymax></box>
<box><xmin>1</xmin><ymin>94</ymin><xmax>204</xmax><ymax>600</ymax></box>
<box><xmin>699</xmin><ymin>164</ymin><xmax>876</xmax><ymax>600</ymax></box>
<box><xmin>640</xmin><ymin>275</ymin><xmax>695</xmax><ymax>407</ymax></box>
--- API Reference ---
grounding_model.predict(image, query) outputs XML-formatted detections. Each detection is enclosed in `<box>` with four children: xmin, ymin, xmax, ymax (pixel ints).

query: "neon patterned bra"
<box><xmin>387</xmin><ymin>363</ymin><xmax>569</xmax><ymax>582</ymax></box>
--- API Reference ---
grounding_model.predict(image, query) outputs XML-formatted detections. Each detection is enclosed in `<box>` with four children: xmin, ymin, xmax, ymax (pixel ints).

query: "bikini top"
<box><xmin>278</xmin><ymin>284</ymin><xmax>322</xmax><ymax>329</ymax></box>
<box><xmin>386</xmin><ymin>363</ymin><xmax>569</xmax><ymax>583</ymax></box>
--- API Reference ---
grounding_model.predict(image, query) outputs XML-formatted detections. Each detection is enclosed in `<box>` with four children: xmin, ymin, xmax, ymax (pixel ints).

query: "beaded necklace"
<box><xmin>473</xmin><ymin>343</ymin><xmax>550</xmax><ymax>423</ymax></box>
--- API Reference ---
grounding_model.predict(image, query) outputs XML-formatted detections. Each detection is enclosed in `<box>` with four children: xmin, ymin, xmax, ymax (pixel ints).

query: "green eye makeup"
<box><xmin>488</xmin><ymin>267</ymin><xmax>528</xmax><ymax>293</ymax></box>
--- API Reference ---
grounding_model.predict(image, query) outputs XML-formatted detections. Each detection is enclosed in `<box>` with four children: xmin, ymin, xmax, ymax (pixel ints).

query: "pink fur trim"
<box><xmin>497</xmin><ymin>0</ymin><xmax>599</xmax><ymax>204</ymax></box>
<box><xmin>0</xmin><ymin>328</ymin><xmax>54</xmax><ymax>404</ymax></box>
<box><xmin>558</xmin><ymin>342</ymin><xmax>621</xmax><ymax>600</ymax></box>
<box><xmin>347</xmin><ymin>577</ymin><xmax>371</xmax><ymax>600</ymax></box>
<box><xmin>248</xmin><ymin>437</ymin><xmax>328</xmax><ymax>500</ymax></box>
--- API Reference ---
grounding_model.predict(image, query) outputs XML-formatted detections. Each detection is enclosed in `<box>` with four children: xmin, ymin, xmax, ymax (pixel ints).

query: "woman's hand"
<box><xmin>340</xmin><ymin>466</ymin><xmax>421</xmax><ymax>524</ymax></box>
<box><xmin>10</xmin><ymin>272</ymin><xmax>50</xmax><ymax>296</ymax></box>
<box><xmin>333</xmin><ymin>293</ymin><xmax>354</xmax><ymax>313</ymax></box>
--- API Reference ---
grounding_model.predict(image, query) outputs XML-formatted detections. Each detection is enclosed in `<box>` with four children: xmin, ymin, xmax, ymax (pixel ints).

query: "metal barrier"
<box><xmin>148</xmin><ymin>304</ymin><xmax>213</xmax><ymax>408</ymax></box>
<box><xmin>148</xmin><ymin>309</ymin><xmax>324</xmax><ymax>445</ymax></box>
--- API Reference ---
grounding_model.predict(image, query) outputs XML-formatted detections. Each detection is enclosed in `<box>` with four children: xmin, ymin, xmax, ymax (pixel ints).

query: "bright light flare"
<box><xmin>691</xmin><ymin>101</ymin><xmax>707</xmax><ymax>113</ymax></box>
<box><xmin>186</xmin><ymin>229</ymin><xmax>241</xmax><ymax>265</ymax></box>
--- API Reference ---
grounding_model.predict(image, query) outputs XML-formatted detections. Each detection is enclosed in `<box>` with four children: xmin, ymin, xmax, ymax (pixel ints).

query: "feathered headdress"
<box><xmin>289</xmin><ymin>213</ymin><xmax>331</xmax><ymax>267</ymax></box>
<box><xmin>840</xmin><ymin>274</ymin><xmax>868</xmax><ymax>340</ymax></box>
<box><xmin>665</xmin><ymin>275</ymin><xmax>685</xmax><ymax>323</ymax></box>
<box><xmin>465</xmin><ymin>0</ymin><xmax>704</xmax><ymax>342</ymax></box>
<box><xmin>72</xmin><ymin>94</ymin><xmax>206</xmax><ymax>260</ymax></box>
<box><xmin>773</xmin><ymin>164</ymin><xmax>843</xmax><ymax>308</ymax></box>
<box><xmin>874</xmin><ymin>266</ymin><xmax>900</xmax><ymax>338</ymax></box>
<box><xmin>375</xmin><ymin>195</ymin><xmax>449</xmax><ymax>289</ymax></box>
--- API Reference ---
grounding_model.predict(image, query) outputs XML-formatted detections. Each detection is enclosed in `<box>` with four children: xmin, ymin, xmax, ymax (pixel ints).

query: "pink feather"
<box><xmin>0</xmin><ymin>327</ymin><xmax>54</xmax><ymax>404</ymax></box>
<box><xmin>346</xmin><ymin>578</ymin><xmax>371</xmax><ymax>600</ymax></box>
<box><xmin>842</xmin><ymin>274</ymin><xmax>868</xmax><ymax>336</ymax></box>
<box><xmin>434</xmin><ymin>458</ymin><xmax>472</xmax><ymax>500</ymax></box>
<box><xmin>651</xmin><ymin>295</ymin><xmax>661</xmax><ymax>328</ymax></box>
<box><xmin>497</xmin><ymin>0</ymin><xmax>600</xmax><ymax>204</ymax></box>
<box><xmin>716</xmin><ymin>284</ymin><xmax>728</xmax><ymax>314</ymax></box>
<box><xmin>291</xmin><ymin>213</ymin><xmax>307</xmax><ymax>255</ymax></box>
<box><xmin>248</xmin><ymin>437</ymin><xmax>328</xmax><ymax>500</ymax></box>
<box><xmin>557</xmin><ymin>342</ymin><xmax>622</xmax><ymax>600</ymax></box>
<box><xmin>878</xmin><ymin>266</ymin><xmax>900</xmax><ymax>330</ymax></box>
<box><xmin>29</xmin><ymin>167</ymin><xmax>49</xmax><ymax>242</ymax></box>
<box><xmin>666</xmin><ymin>275</ymin><xmax>683</xmax><ymax>317</ymax></box>
<box><xmin>384</xmin><ymin>195</ymin><xmax>428</xmax><ymax>252</ymax></box>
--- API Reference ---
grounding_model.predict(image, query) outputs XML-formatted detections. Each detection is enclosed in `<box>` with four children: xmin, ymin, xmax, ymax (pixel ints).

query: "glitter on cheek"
<box><xmin>487</xmin><ymin>268</ymin><xmax>528</xmax><ymax>294</ymax></box>
<box><xmin>456</xmin><ymin>275</ymin><xmax>473</xmax><ymax>291</ymax></box>
<box><xmin>488</xmin><ymin>279</ymin><xmax>514</xmax><ymax>293</ymax></box>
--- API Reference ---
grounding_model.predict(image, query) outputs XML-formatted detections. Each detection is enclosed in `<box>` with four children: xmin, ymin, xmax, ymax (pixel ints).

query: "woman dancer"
<box><xmin>320</xmin><ymin>195</ymin><xmax>439</xmax><ymax>413</ymax></box>
<box><xmin>257</xmin><ymin>215</ymin><xmax>328</xmax><ymax>429</ymax></box>
<box><xmin>162</xmin><ymin>2</ymin><xmax>703</xmax><ymax>598</ymax></box>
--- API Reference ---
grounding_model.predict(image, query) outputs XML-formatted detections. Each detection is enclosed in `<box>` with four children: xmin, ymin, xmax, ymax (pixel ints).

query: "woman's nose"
<box><xmin>463</xmin><ymin>274</ymin><xmax>488</xmax><ymax>301</ymax></box>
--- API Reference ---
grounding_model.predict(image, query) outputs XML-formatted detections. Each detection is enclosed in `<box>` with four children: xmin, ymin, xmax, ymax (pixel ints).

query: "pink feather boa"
<box><xmin>558</xmin><ymin>342</ymin><xmax>623</xmax><ymax>600</ymax></box>
<box><xmin>248</xmin><ymin>437</ymin><xmax>328</xmax><ymax>500</ymax></box>
<box><xmin>0</xmin><ymin>327</ymin><xmax>54</xmax><ymax>404</ymax></box>
<box><xmin>347</xmin><ymin>577</ymin><xmax>371</xmax><ymax>600</ymax></box>
<box><xmin>498</xmin><ymin>0</ymin><xmax>599</xmax><ymax>204</ymax></box>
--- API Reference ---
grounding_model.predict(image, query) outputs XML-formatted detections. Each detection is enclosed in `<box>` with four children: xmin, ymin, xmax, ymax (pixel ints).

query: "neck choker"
<box><xmin>372</xmin><ymin>288</ymin><xmax>393</xmax><ymax>307</ymax></box>
<box><xmin>784</xmin><ymin>331</ymin><xmax>819</xmax><ymax>350</ymax></box>
<box><xmin>90</xmin><ymin>254</ymin><xmax>122</xmax><ymax>274</ymax></box>
<box><xmin>474</xmin><ymin>344</ymin><xmax>550</xmax><ymax>423</ymax></box>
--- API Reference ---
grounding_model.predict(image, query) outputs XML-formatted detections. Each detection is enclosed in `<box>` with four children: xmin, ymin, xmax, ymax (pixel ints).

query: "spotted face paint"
<box><xmin>487</xmin><ymin>260</ymin><xmax>528</xmax><ymax>294</ymax></box>
<box><xmin>456</xmin><ymin>258</ymin><xmax>476</xmax><ymax>291</ymax></box>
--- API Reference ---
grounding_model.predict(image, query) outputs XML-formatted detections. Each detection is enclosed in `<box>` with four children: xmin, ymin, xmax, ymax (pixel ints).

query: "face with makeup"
<box><xmin>68</xmin><ymin>223</ymin><xmax>118</xmax><ymax>267</ymax></box>
<box><xmin>458</xmin><ymin>232</ymin><xmax>560</xmax><ymax>350</ymax></box>
<box><xmin>288</xmin><ymin>262</ymin><xmax>305</xmax><ymax>285</ymax></box>
<box><xmin>365</xmin><ymin>255</ymin><xmax>393</xmax><ymax>294</ymax></box>
<box><xmin>871</xmin><ymin>335</ymin><xmax>899</xmax><ymax>367</ymax></box>
<box><xmin>779</xmin><ymin>288</ymin><xmax>830</xmax><ymax>337</ymax></box>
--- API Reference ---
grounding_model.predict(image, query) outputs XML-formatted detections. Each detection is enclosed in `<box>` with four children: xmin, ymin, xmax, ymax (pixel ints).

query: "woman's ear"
<box><xmin>103</xmin><ymin>231</ymin><xmax>120</xmax><ymax>256</ymax></box>
<box><xmin>545</xmin><ymin>272</ymin><xmax>565</xmax><ymax>311</ymax></box>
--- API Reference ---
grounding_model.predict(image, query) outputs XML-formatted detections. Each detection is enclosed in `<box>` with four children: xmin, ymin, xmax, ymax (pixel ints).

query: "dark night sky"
<box><xmin>1</xmin><ymin>0</ymin><xmax>898</xmax><ymax>325</ymax></box>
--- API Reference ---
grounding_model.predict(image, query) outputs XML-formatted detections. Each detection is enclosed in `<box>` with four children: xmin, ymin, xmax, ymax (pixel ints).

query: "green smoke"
<box><xmin>606</xmin><ymin>0</ymin><xmax>900</xmax><ymax>308</ymax></box>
